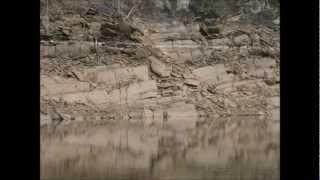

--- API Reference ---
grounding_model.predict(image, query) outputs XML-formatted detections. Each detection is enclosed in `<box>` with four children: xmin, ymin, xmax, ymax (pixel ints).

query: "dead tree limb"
<box><xmin>125</xmin><ymin>5</ymin><xmax>136</xmax><ymax>20</ymax></box>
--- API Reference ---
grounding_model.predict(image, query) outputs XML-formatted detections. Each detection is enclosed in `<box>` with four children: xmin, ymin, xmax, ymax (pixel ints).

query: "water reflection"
<box><xmin>41</xmin><ymin>117</ymin><xmax>279</xmax><ymax>180</ymax></box>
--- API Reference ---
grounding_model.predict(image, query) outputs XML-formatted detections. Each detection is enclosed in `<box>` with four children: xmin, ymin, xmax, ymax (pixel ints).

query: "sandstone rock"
<box><xmin>86</xmin><ymin>90</ymin><xmax>109</xmax><ymax>105</ymax></box>
<box><xmin>59</xmin><ymin>113</ymin><xmax>72</xmax><ymax>121</ymax></box>
<box><xmin>132</xmin><ymin>65</ymin><xmax>150</xmax><ymax>79</ymax></box>
<box><xmin>215</xmin><ymin>80</ymin><xmax>261</xmax><ymax>94</ymax></box>
<box><xmin>190</xmin><ymin>48</ymin><xmax>203</xmax><ymax>61</ymax></box>
<box><xmin>155</xmin><ymin>41</ymin><xmax>173</xmax><ymax>49</ymax></box>
<box><xmin>157</xmin><ymin>96</ymin><xmax>184</xmax><ymax>105</ymax></box>
<box><xmin>239</xmin><ymin>46</ymin><xmax>249</xmax><ymax>56</ymax></box>
<box><xmin>192</xmin><ymin>64</ymin><xmax>233</xmax><ymax>85</ymax></box>
<box><xmin>40</xmin><ymin>45</ymin><xmax>56</xmax><ymax>57</ymax></box>
<box><xmin>166</xmin><ymin>23</ymin><xmax>188</xmax><ymax>34</ymax></box>
<box><xmin>249</xmin><ymin>68</ymin><xmax>275</xmax><ymax>79</ymax></box>
<box><xmin>58</xmin><ymin>89</ymin><xmax>115</xmax><ymax>105</ymax></box>
<box><xmin>150</xmin><ymin>56</ymin><xmax>171</xmax><ymax>77</ymax></box>
<box><xmin>126</xmin><ymin>80</ymin><xmax>158</xmax><ymax>102</ymax></box>
<box><xmin>140</xmin><ymin>91</ymin><xmax>159</xmax><ymax>99</ymax></box>
<box><xmin>74</xmin><ymin>116</ymin><xmax>84</xmax><ymax>122</ymax></box>
<box><xmin>267</xmin><ymin>97</ymin><xmax>280</xmax><ymax>108</ymax></box>
<box><xmin>233</xmin><ymin>34</ymin><xmax>250</xmax><ymax>46</ymax></box>
<box><xmin>173</xmin><ymin>40</ymin><xmax>196</xmax><ymax>47</ymax></box>
<box><xmin>60</xmin><ymin>92</ymin><xmax>88</xmax><ymax>104</ymax></box>
<box><xmin>158</xmin><ymin>82</ymin><xmax>175</xmax><ymax>89</ymax></box>
<box><xmin>224</xmin><ymin>98</ymin><xmax>237</xmax><ymax>108</ymax></box>
<box><xmin>41</xmin><ymin>75</ymin><xmax>91</xmax><ymax>96</ymax></box>
<box><xmin>54</xmin><ymin>41</ymin><xmax>91</xmax><ymax>58</ymax></box>
<box><xmin>135</xmin><ymin>47</ymin><xmax>152</xmax><ymax>59</ymax></box>
<box><xmin>79</xmin><ymin>65</ymin><xmax>149</xmax><ymax>85</ymax></box>
<box><xmin>254</xmin><ymin>57</ymin><xmax>277</xmax><ymax>68</ymax></box>
<box><xmin>75</xmin><ymin>80</ymin><xmax>157</xmax><ymax>106</ymax></box>
<box><xmin>147</xmin><ymin>46</ymin><xmax>163</xmax><ymax>58</ymax></box>
<box><xmin>161</xmin><ymin>49</ymin><xmax>179</xmax><ymax>60</ymax></box>
<box><xmin>176</xmin><ymin>48</ymin><xmax>193</xmax><ymax>62</ymax></box>
<box><xmin>89</xmin><ymin>22</ymin><xmax>101</xmax><ymax>36</ymax></box>
<box><xmin>264</xmin><ymin>78</ymin><xmax>279</xmax><ymax>86</ymax></box>
<box><xmin>161</xmin><ymin>89</ymin><xmax>175</xmax><ymax>97</ymax></box>
<box><xmin>208</xmin><ymin>38</ymin><xmax>232</xmax><ymax>47</ymax></box>
<box><xmin>187</xmin><ymin>23</ymin><xmax>200</xmax><ymax>33</ymax></box>
<box><xmin>184</xmin><ymin>79</ymin><xmax>200</xmax><ymax>87</ymax></box>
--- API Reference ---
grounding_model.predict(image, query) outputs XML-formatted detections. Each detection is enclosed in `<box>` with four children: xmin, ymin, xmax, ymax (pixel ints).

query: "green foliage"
<box><xmin>199</xmin><ymin>0</ymin><xmax>216</xmax><ymax>16</ymax></box>
<box><xmin>194</xmin><ymin>0</ymin><xmax>240</xmax><ymax>17</ymax></box>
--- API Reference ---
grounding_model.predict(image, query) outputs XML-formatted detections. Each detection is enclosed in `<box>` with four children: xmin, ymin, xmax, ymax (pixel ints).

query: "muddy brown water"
<box><xmin>41</xmin><ymin>117</ymin><xmax>279</xmax><ymax>180</ymax></box>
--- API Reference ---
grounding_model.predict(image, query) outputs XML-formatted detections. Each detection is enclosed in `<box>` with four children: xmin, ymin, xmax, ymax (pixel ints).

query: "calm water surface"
<box><xmin>41</xmin><ymin>117</ymin><xmax>279</xmax><ymax>180</ymax></box>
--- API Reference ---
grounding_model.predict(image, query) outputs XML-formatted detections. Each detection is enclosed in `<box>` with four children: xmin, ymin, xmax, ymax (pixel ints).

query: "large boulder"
<box><xmin>192</xmin><ymin>64</ymin><xmax>233</xmax><ymax>85</ymax></box>
<box><xmin>150</xmin><ymin>56</ymin><xmax>171</xmax><ymax>77</ymax></box>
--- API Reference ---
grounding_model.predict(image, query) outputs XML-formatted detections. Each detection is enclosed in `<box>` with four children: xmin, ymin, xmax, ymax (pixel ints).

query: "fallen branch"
<box><xmin>125</xmin><ymin>5</ymin><xmax>136</xmax><ymax>20</ymax></box>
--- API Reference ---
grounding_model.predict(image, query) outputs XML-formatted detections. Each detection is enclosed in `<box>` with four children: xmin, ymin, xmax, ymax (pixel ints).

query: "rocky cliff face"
<box><xmin>41</xmin><ymin>0</ymin><xmax>279</xmax><ymax>24</ymax></box>
<box><xmin>40</xmin><ymin>0</ymin><xmax>280</xmax><ymax>179</ymax></box>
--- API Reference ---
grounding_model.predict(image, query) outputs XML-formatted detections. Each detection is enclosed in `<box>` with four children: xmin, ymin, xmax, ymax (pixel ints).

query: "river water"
<box><xmin>41</xmin><ymin>116</ymin><xmax>279</xmax><ymax>180</ymax></box>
